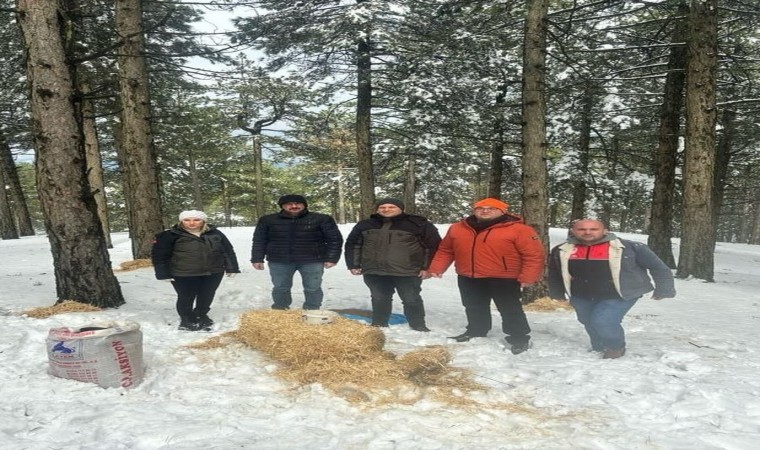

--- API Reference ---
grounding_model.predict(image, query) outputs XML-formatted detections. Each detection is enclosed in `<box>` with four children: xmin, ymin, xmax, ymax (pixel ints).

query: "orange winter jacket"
<box><xmin>428</xmin><ymin>214</ymin><xmax>545</xmax><ymax>283</ymax></box>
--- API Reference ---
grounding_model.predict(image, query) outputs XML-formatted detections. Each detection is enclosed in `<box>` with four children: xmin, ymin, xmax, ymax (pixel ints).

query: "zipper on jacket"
<box><xmin>468</xmin><ymin>227</ymin><xmax>478</xmax><ymax>278</ymax></box>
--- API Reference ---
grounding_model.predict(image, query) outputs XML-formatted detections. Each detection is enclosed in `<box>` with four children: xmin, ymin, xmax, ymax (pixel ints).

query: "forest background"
<box><xmin>1</xmin><ymin>0</ymin><xmax>759</xmax><ymax>307</ymax></box>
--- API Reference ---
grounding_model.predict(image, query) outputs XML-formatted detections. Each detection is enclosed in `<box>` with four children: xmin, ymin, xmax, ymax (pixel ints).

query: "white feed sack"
<box><xmin>46</xmin><ymin>321</ymin><xmax>144</xmax><ymax>389</ymax></box>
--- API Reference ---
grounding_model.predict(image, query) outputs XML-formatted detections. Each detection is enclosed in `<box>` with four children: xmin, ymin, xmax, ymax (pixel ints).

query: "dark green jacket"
<box><xmin>344</xmin><ymin>213</ymin><xmax>441</xmax><ymax>276</ymax></box>
<box><xmin>152</xmin><ymin>225</ymin><xmax>240</xmax><ymax>279</ymax></box>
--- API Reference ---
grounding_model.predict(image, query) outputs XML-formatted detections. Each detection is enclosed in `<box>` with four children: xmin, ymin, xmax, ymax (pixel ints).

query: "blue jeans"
<box><xmin>569</xmin><ymin>296</ymin><xmax>639</xmax><ymax>351</ymax></box>
<box><xmin>268</xmin><ymin>262</ymin><xmax>325</xmax><ymax>310</ymax></box>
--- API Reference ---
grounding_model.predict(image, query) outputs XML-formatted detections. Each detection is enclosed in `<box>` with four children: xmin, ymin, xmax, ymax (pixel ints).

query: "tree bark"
<box><xmin>0</xmin><ymin>128</ymin><xmax>20</xmax><ymax>239</ymax></box>
<box><xmin>237</xmin><ymin>121</ymin><xmax>268</xmax><ymax>222</ymax></box>
<box><xmin>751</xmin><ymin>198</ymin><xmax>760</xmax><ymax>245</ymax></box>
<box><xmin>647</xmin><ymin>3</ymin><xmax>688</xmax><ymax>269</ymax></box>
<box><xmin>337</xmin><ymin>166</ymin><xmax>347</xmax><ymax>224</ymax></box>
<box><xmin>115</xmin><ymin>0</ymin><xmax>164</xmax><ymax>259</ymax></box>
<box><xmin>188</xmin><ymin>150</ymin><xmax>204</xmax><ymax>210</ymax></box>
<box><xmin>16</xmin><ymin>0</ymin><xmax>124</xmax><ymax>306</ymax></box>
<box><xmin>403</xmin><ymin>155</ymin><xmax>417</xmax><ymax>214</ymax></box>
<box><xmin>712</xmin><ymin>107</ymin><xmax>735</xmax><ymax>241</ymax></box>
<box><xmin>521</xmin><ymin>0</ymin><xmax>550</xmax><ymax>300</ymax></box>
<box><xmin>676</xmin><ymin>0</ymin><xmax>718</xmax><ymax>281</ymax></box>
<box><xmin>570</xmin><ymin>82</ymin><xmax>594</xmax><ymax>221</ymax></box>
<box><xmin>355</xmin><ymin>12</ymin><xmax>375</xmax><ymax>218</ymax></box>
<box><xmin>488</xmin><ymin>87</ymin><xmax>507</xmax><ymax>199</ymax></box>
<box><xmin>0</xmin><ymin>162</ymin><xmax>18</xmax><ymax>239</ymax></box>
<box><xmin>253</xmin><ymin>134</ymin><xmax>264</xmax><ymax>220</ymax></box>
<box><xmin>0</xmin><ymin>127</ymin><xmax>35</xmax><ymax>236</ymax></box>
<box><xmin>80</xmin><ymin>82</ymin><xmax>112</xmax><ymax>248</ymax></box>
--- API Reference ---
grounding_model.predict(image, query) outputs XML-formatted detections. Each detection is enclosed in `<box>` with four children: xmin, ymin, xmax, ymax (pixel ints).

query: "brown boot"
<box><xmin>602</xmin><ymin>348</ymin><xmax>626</xmax><ymax>359</ymax></box>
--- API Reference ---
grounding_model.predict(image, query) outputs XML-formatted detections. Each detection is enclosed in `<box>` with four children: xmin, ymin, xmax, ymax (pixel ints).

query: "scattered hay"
<box><xmin>23</xmin><ymin>300</ymin><xmax>102</xmax><ymax>318</ymax></box>
<box><xmin>524</xmin><ymin>296</ymin><xmax>573</xmax><ymax>312</ymax></box>
<box><xmin>234</xmin><ymin>309</ymin><xmax>485</xmax><ymax>406</ymax></box>
<box><xmin>397</xmin><ymin>345</ymin><xmax>450</xmax><ymax>379</ymax></box>
<box><xmin>184</xmin><ymin>331</ymin><xmax>241</xmax><ymax>349</ymax></box>
<box><xmin>116</xmin><ymin>259</ymin><xmax>153</xmax><ymax>271</ymax></box>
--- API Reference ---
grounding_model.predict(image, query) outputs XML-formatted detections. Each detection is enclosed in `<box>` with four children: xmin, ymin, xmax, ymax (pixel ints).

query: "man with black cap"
<box><xmin>251</xmin><ymin>194</ymin><xmax>343</xmax><ymax>310</ymax></box>
<box><xmin>344</xmin><ymin>197</ymin><xmax>441</xmax><ymax>331</ymax></box>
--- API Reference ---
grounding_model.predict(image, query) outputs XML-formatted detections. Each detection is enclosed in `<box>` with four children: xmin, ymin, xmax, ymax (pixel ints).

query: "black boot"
<box><xmin>448</xmin><ymin>333</ymin><xmax>475</xmax><ymax>342</ymax></box>
<box><xmin>506</xmin><ymin>337</ymin><xmax>531</xmax><ymax>355</ymax></box>
<box><xmin>178</xmin><ymin>317</ymin><xmax>201</xmax><ymax>331</ymax></box>
<box><xmin>197</xmin><ymin>314</ymin><xmax>214</xmax><ymax>331</ymax></box>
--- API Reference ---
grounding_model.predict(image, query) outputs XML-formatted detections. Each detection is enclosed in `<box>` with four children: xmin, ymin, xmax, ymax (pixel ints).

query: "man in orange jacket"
<box><xmin>428</xmin><ymin>198</ymin><xmax>545</xmax><ymax>354</ymax></box>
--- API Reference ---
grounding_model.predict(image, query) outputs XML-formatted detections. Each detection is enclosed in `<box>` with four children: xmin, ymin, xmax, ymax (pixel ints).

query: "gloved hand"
<box><xmin>226</xmin><ymin>273</ymin><xmax>237</xmax><ymax>278</ymax></box>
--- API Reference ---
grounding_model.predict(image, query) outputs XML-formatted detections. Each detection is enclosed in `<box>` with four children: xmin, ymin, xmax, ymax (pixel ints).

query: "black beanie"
<box><xmin>375</xmin><ymin>197</ymin><xmax>405</xmax><ymax>210</ymax></box>
<box><xmin>278</xmin><ymin>194</ymin><xmax>307</xmax><ymax>207</ymax></box>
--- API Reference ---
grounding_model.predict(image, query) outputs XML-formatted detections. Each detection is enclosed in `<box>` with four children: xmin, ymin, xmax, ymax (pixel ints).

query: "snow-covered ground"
<box><xmin>1</xmin><ymin>225</ymin><xmax>759</xmax><ymax>449</ymax></box>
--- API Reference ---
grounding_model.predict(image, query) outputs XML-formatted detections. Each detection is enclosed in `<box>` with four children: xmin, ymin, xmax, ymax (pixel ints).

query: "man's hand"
<box><xmin>350</xmin><ymin>268</ymin><xmax>362</xmax><ymax>275</ymax></box>
<box><xmin>252</xmin><ymin>263</ymin><xmax>265</xmax><ymax>270</ymax></box>
<box><xmin>419</xmin><ymin>270</ymin><xmax>431</xmax><ymax>279</ymax></box>
<box><xmin>324</xmin><ymin>262</ymin><xmax>336</xmax><ymax>269</ymax></box>
<box><xmin>429</xmin><ymin>273</ymin><xmax>443</xmax><ymax>278</ymax></box>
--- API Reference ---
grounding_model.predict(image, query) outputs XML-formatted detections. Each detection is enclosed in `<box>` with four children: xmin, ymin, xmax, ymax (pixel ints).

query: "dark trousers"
<box><xmin>363</xmin><ymin>274</ymin><xmax>426</xmax><ymax>328</ymax></box>
<box><xmin>171</xmin><ymin>273</ymin><xmax>224</xmax><ymax>320</ymax></box>
<box><xmin>457</xmin><ymin>276</ymin><xmax>530</xmax><ymax>344</ymax></box>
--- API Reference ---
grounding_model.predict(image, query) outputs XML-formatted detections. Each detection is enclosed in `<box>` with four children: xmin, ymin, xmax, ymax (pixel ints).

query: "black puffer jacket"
<box><xmin>250</xmin><ymin>209</ymin><xmax>343</xmax><ymax>264</ymax></box>
<box><xmin>344</xmin><ymin>213</ymin><xmax>441</xmax><ymax>276</ymax></box>
<box><xmin>151</xmin><ymin>225</ymin><xmax>240</xmax><ymax>279</ymax></box>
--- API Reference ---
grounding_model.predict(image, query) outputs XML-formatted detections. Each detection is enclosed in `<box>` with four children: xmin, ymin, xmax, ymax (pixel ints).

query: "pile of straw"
<box><xmin>116</xmin><ymin>259</ymin><xmax>153</xmax><ymax>271</ymax></box>
<box><xmin>524</xmin><ymin>297</ymin><xmax>573</xmax><ymax>312</ymax></box>
<box><xmin>23</xmin><ymin>300</ymin><xmax>102</xmax><ymax>318</ymax></box>
<box><xmin>235</xmin><ymin>309</ymin><xmax>484</xmax><ymax>405</ymax></box>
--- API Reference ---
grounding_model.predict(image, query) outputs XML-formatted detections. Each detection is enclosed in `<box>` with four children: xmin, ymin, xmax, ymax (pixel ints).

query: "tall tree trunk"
<box><xmin>488</xmin><ymin>87</ymin><xmax>507</xmax><ymax>199</ymax></box>
<box><xmin>16</xmin><ymin>0</ymin><xmax>124</xmax><ymax>307</ymax></box>
<box><xmin>0</xmin><ymin>129</ymin><xmax>20</xmax><ymax>239</ymax></box>
<box><xmin>750</xmin><ymin>199</ymin><xmax>760</xmax><ymax>245</ymax></box>
<box><xmin>570</xmin><ymin>82</ymin><xmax>594</xmax><ymax>221</ymax></box>
<box><xmin>253</xmin><ymin>134</ymin><xmax>264</xmax><ymax>220</ymax></box>
<box><xmin>648</xmin><ymin>3</ymin><xmax>688</xmax><ymax>269</ymax></box>
<box><xmin>355</xmin><ymin>10</ymin><xmax>375</xmax><ymax>218</ymax></box>
<box><xmin>600</xmin><ymin>135</ymin><xmax>620</xmax><ymax>227</ymax></box>
<box><xmin>712</xmin><ymin>107</ymin><xmax>735</xmax><ymax>242</ymax></box>
<box><xmin>238</xmin><ymin>113</ymin><xmax>280</xmax><ymax>222</ymax></box>
<box><xmin>0</xmin><ymin>127</ymin><xmax>35</xmax><ymax>236</ymax></box>
<box><xmin>0</xmin><ymin>164</ymin><xmax>18</xmax><ymax>239</ymax></box>
<box><xmin>221</xmin><ymin>177</ymin><xmax>231</xmax><ymax>227</ymax></box>
<box><xmin>521</xmin><ymin>0</ymin><xmax>550</xmax><ymax>300</ymax></box>
<box><xmin>115</xmin><ymin>0</ymin><xmax>164</xmax><ymax>259</ymax></box>
<box><xmin>188</xmin><ymin>150</ymin><xmax>203</xmax><ymax>210</ymax></box>
<box><xmin>403</xmin><ymin>155</ymin><xmax>417</xmax><ymax>214</ymax></box>
<box><xmin>336</xmin><ymin>166</ymin><xmax>347</xmax><ymax>224</ymax></box>
<box><xmin>80</xmin><ymin>82</ymin><xmax>112</xmax><ymax>248</ymax></box>
<box><xmin>676</xmin><ymin>0</ymin><xmax>718</xmax><ymax>281</ymax></box>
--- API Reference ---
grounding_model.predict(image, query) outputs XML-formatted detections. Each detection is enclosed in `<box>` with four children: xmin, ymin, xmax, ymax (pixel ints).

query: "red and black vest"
<box><xmin>568</xmin><ymin>242</ymin><xmax>621</xmax><ymax>300</ymax></box>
